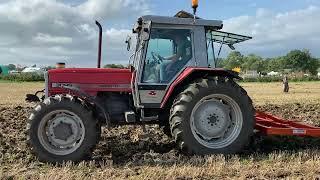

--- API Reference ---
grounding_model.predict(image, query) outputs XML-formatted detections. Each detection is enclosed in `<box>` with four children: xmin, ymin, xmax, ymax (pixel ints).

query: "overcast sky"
<box><xmin>0</xmin><ymin>0</ymin><xmax>319</xmax><ymax>67</ymax></box>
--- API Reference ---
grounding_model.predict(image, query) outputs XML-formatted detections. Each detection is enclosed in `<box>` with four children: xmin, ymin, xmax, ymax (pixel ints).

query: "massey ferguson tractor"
<box><xmin>26</xmin><ymin>1</ymin><xmax>320</xmax><ymax>163</ymax></box>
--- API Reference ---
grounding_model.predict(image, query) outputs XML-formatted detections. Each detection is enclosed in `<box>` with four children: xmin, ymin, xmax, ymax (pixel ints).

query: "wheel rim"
<box><xmin>37</xmin><ymin>110</ymin><xmax>85</xmax><ymax>155</ymax></box>
<box><xmin>190</xmin><ymin>94</ymin><xmax>243</xmax><ymax>149</ymax></box>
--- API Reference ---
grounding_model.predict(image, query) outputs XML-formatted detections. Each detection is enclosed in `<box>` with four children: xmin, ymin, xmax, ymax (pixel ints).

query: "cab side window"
<box><xmin>142</xmin><ymin>28</ymin><xmax>192</xmax><ymax>83</ymax></box>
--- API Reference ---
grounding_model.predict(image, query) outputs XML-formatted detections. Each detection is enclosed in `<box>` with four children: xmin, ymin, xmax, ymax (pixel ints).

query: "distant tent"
<box><xmin>0</xmin><ymin>65</ymin><xmax>9</xmax><ymax>75</ymax></box>
<box><xmin>21</xmin><ymin>67</ymin><xmax>44</xmax><ymax>75</ymax></box>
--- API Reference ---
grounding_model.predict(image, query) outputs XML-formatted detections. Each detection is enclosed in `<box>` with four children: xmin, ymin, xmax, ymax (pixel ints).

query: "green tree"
<box><xmin>242</xmin><ymin>54</ymin><xmax>264</xmax><ymax>73</ymax></box>
<box><xmin>223</xmin><ymin>51</ymin><xmax>243</xmax><ymax>70</ymax></box>
<box><xmin>308</xmin><ymin>58</ymin><xmax>320</xmax><ymax>75</ymax></box>
<box><xmin>284</xmin><ymin>49</ymin><xmax>319</xmax><ymax>75</ymax></box>
<box><xmin>266</xmin><ymin>57</ymin><xmax>285</xmax><ymax>72</ymax></box>
<box><xmin>7</xmin><ymin>64</ymin><xmax>16</xmax><ymax>71</ymax></box>
<box><xmin>216</xmin><ymin>49</ymin><xmax>320</xmax><ymax>75</ymax></box>
<box><xmin>103</xmin><ymin>64</ymin><xmax>125</xmax><ymax>68</ymax></box>
<box><xmin>215</xmin><ymin>57</ymin><xmax>225</xmax><ymax>68</ymax></box>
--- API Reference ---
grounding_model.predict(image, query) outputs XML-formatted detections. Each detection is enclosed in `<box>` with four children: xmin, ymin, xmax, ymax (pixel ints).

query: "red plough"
<box><xmin>255</xmin><ymin>111</ymin><xmax>320</xmax><ymax>137</ymax></box>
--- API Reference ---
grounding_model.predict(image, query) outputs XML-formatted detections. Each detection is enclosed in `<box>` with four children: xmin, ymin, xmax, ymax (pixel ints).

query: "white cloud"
<box><xmin>33</xmin><ymin>33</ymin><xmax>73</xmax><ymax>44</ymax></box>
<box><xmin>78</xmin><ymin>0</ymin><xmax>150</xmax><ymax>20</ymax></box>
<box><xmin>0</xmin><ymin>1</ymin><xmax>319</xmax><ymax>67</ymax></box>
<box><xmin>0</xmin><ymin>0</ymin><xmax>149</xmax><ymax>67</ymax></box>
<box><xmin>223</xmin><ymin>6</ymin><xmax>320</xmax><ymax>57</ymax></box>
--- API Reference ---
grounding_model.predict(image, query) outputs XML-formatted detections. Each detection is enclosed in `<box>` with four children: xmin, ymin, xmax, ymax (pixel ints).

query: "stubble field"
<box><xmin>0</xmin><ymin>81</ymin><xmax>320</xmax><ymax>179</ymax></box>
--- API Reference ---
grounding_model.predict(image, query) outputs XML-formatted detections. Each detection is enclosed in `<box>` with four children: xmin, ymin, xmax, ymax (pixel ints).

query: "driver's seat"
<box><xmin>159</xmin><ymin>60</ymin><xmax>172</xmax><ymax>83</ymax></box>
<box><xmin>160</xmin><ymin>56</ymin><xmax>191</xmax><ymax>83</ymax></box>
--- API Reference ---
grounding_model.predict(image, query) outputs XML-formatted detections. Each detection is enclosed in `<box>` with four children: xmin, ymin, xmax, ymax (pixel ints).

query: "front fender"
<box><xmin>59</xmin><ymin>86</ymin><xmax>111</xmax><ymax>127</ymax></box>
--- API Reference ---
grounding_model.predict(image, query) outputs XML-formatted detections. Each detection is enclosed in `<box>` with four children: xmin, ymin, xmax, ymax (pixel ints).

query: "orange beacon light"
<box><xmin>192</xmin><ymin>0</ymin><xmax>198</xmax><ymax>16</ymax></box>
<box><xmin>192</xmin><ymin>0</ymin><xmax>198</xmax><ymax>9</ymax></box>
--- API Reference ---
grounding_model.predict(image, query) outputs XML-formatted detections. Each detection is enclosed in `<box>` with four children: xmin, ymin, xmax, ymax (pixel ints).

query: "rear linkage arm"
<box><xmin>26</xmin><ymin>89</ymin><xmax>45</xmax><ymax>102</ymax></box>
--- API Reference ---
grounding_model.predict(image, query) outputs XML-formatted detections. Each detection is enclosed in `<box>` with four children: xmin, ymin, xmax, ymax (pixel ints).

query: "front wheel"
<box><xmin>27</xmin><ymin>95</ymin><xmax>101</xmax><ymax>163</ymax></box>
<box><xmin>169</xmin><ymin>77</ymin><xmax>254</xmax><ymax>155</ymax></box>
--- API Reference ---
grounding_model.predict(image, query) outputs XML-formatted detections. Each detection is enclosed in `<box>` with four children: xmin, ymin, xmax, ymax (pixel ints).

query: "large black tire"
<box><xmin>169</xmin><ymin>77</ymin><xmax>254</xmax><ymax>155</ymax></box>
<box><xmin>26</xmin><ymin>94</ymin><xmax>101</xmax><ymax>163</ymax></box>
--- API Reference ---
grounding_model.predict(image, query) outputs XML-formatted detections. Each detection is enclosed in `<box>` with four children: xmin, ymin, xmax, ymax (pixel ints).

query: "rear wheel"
<box><xmin>169</xmin><ymin>77</ymin><xmax>254</xmax><ymax>155</ymax></box>
<box><xmin>27</xmin><ymin>95</ymin><xmax>101</xmax><ymax>163</ymax></box>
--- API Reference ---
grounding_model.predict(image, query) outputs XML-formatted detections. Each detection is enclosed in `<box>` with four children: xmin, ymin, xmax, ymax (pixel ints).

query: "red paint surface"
<box><xmin>255</xmin><ymin>111</ymin><xmax>320</xmax><ymax>137</ymax></box>
<box><xmin>48</xmin><ymin>68</ymin><xmax>133</xmax><ymax>96</ymax></box>
<box><xmin>160</xmin><ymin>67</ymin><xmax>231</xmax><ymax>108</ymax></box>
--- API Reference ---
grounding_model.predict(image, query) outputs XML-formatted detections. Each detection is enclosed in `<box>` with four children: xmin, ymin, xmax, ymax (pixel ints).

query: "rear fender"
<box><xmin>160</xmin><ymin>67</ymin><xmax>241</xmax><ymax>108</ymax></box>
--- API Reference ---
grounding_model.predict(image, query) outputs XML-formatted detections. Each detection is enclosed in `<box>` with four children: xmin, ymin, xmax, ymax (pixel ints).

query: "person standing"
<box><xmin>283</xmin><ymin>75</ymin><xmax>289</xmax><ymax>93</ymax></box>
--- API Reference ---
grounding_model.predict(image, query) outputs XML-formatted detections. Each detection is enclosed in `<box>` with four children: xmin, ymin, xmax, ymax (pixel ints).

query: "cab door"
<box><xmin>137</xmin><ymin>27</ymin><xmax>194</xmax><ymax>108</ymax></box>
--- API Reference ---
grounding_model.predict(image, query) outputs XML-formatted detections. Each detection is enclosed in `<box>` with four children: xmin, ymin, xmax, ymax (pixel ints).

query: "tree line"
<box><xmin>217</xmin><ymin>49</ymin><xmax>320</xmax><ymax>75</ymax></box>
<box><xmin>102</xmin><ymin>49</ymin><xmax>320</xmax><ymax>76</ymax></box>
<box><xmin>2</xmin><ymin>49</ymin><xmax>319</xmax><ymax>76</ymax></box>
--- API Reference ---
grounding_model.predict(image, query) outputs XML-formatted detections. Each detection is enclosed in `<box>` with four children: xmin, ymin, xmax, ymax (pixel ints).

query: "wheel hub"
<box><xmin>47</xmin><ymin>115</ymin><xmax>82</xmax><ymax>148</ymax></box>
<box><xmin>38</xmin><ymin>110</ymin><xmax>85</xmax><ymax>155</ymax></box>
<box><xmin>190</xmin><ymin>94</ymin><xmax>243</xmax><ymax>149</ymax></box>
<box><xmin>193</xmin><ymin>99</ymin><xmax>231</xmax><ymax>140</ymax></box>
<box><xmin>53</xmin><ymin>122</ymin><xmax>73</xmax><ymax>141</ymax></box>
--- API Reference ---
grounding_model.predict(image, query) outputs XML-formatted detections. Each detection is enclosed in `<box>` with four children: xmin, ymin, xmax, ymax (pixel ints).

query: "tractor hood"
<box><xmin>47</xmin><ymin>68</ymin><xmax>133</xmax><ymax>96</ymax></box>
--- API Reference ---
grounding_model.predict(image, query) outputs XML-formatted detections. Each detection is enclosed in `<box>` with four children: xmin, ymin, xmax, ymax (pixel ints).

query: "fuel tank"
<box><xmin>47</xmin><ymin>68</ymin><xmax>133</xmax><ymax>96</ymax></box>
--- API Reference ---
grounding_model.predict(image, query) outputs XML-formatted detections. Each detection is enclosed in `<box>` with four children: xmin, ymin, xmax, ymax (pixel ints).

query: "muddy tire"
<box><xmin>26</xmin><ymin>94</ymin><xmax>101</xmax><ymax>163</ymax></box>
<box><xmin>169</xmin><ymin>77</ymin><xmax>254</xmax><ymax>155</ymax></box>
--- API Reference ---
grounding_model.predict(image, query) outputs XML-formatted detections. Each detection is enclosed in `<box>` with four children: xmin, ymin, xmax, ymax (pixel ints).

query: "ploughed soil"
<box><xmin>1</xmin><ymin>103</ymin><xmax>320</xmax><ymax>167</ymax></box>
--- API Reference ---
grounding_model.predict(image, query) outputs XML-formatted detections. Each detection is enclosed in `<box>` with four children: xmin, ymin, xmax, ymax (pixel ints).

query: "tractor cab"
<box><xmin>130</xmin><ymin>11</ymin><xmax>252</xmax><ymax>109</ymax></box>
<box><xmin>132</xmin><ymin>12</ymin><xmax>223</xmax><ymax>84</ymax></box>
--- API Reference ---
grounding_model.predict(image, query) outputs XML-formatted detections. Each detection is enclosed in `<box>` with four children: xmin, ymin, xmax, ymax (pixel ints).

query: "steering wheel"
<box><xmin>151</xmin><ymin>52</ymin><xmax>165</xmax><ymax>64</ymax></box>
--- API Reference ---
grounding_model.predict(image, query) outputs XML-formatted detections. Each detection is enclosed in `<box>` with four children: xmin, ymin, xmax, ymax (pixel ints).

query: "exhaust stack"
<box><xmin>96</xmin><ymin>21</ymin><xmax>102</xmax><ymax>68</ymax></box>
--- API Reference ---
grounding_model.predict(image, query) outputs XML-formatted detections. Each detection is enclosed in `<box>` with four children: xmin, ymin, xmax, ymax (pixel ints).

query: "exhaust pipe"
<box><xmin>96</xmin><ymin>21</ymin><xmax>102</xmax><ymax>68</ymax></box>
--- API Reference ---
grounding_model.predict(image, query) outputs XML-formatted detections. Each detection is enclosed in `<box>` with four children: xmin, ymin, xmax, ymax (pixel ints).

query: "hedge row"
<box><xmin>0</xmin><ymin>73</ymin><xmax>44</xmax><ymax>82</ymax></box>
<box><xmin>240</xmin><ymin>76</ymin><xmax>320</xmax><ymax>82</ymax></box>
<box><xmin>0</xmin><ymin>73</ymin><xmax>319</xmax><ymax>82</ymax></box>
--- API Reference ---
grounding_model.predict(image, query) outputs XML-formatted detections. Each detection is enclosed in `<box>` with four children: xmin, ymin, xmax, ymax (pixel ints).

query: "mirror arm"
<box><xmin>217</xmin><ymin>36</ymin><xmax>225</xmax><ymax>59</ymax></box>
<box><xmin>210</xmin><ymin>32</ymin><xmax>216</xmax><ymax>68</ymax></box>
<box><xmin>129</xmin><ymin>53</ymin><xmax>135</xmax><ymax>65</ymax></box>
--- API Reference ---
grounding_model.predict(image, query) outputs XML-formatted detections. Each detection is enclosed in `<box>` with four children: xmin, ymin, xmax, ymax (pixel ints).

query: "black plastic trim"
<box><xmin>138</xmin><ymin>85</ymin><xmax>167</xmax><ymax>90</ymax></box>
<box><xmin>141</xmin><ymin>103</ymin><xmax>161</xmax><ymax>108</ymax></box>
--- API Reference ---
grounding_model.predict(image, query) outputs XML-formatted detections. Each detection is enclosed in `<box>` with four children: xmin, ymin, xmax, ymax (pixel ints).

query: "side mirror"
<box><xmin>125</xmin><ymin>36</ymin><xmax>131</xmax><ymax>51</ymax></box>
<box><xmin>141</xmin><ymin>21</ymin><xmax>151</xmax><ymax>41</ymax></box>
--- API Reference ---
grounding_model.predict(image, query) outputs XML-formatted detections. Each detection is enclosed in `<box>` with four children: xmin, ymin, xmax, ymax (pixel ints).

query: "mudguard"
<box><xmin>56</xmin><ymin>85</ymin><xmax>110</xmax><ymax>127</ymax></box>
<box><xmin>160</xmin><ymin>67</ymin><xmax>241</xmax><ymax>108</ymax></box>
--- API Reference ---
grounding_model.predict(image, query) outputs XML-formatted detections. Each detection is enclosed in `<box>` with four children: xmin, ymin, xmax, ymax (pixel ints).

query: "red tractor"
<box><xmin>27</xmin><ymin>6</ymin><xmax>320</xmax><ymax>163</ymax></box>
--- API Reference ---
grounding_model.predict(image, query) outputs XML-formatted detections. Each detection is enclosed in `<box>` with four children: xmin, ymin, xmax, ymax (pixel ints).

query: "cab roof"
<box><xmin>140</xmin><ymin>11</ymin><xmax>223</xmax><ymax>30</ymax></box>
